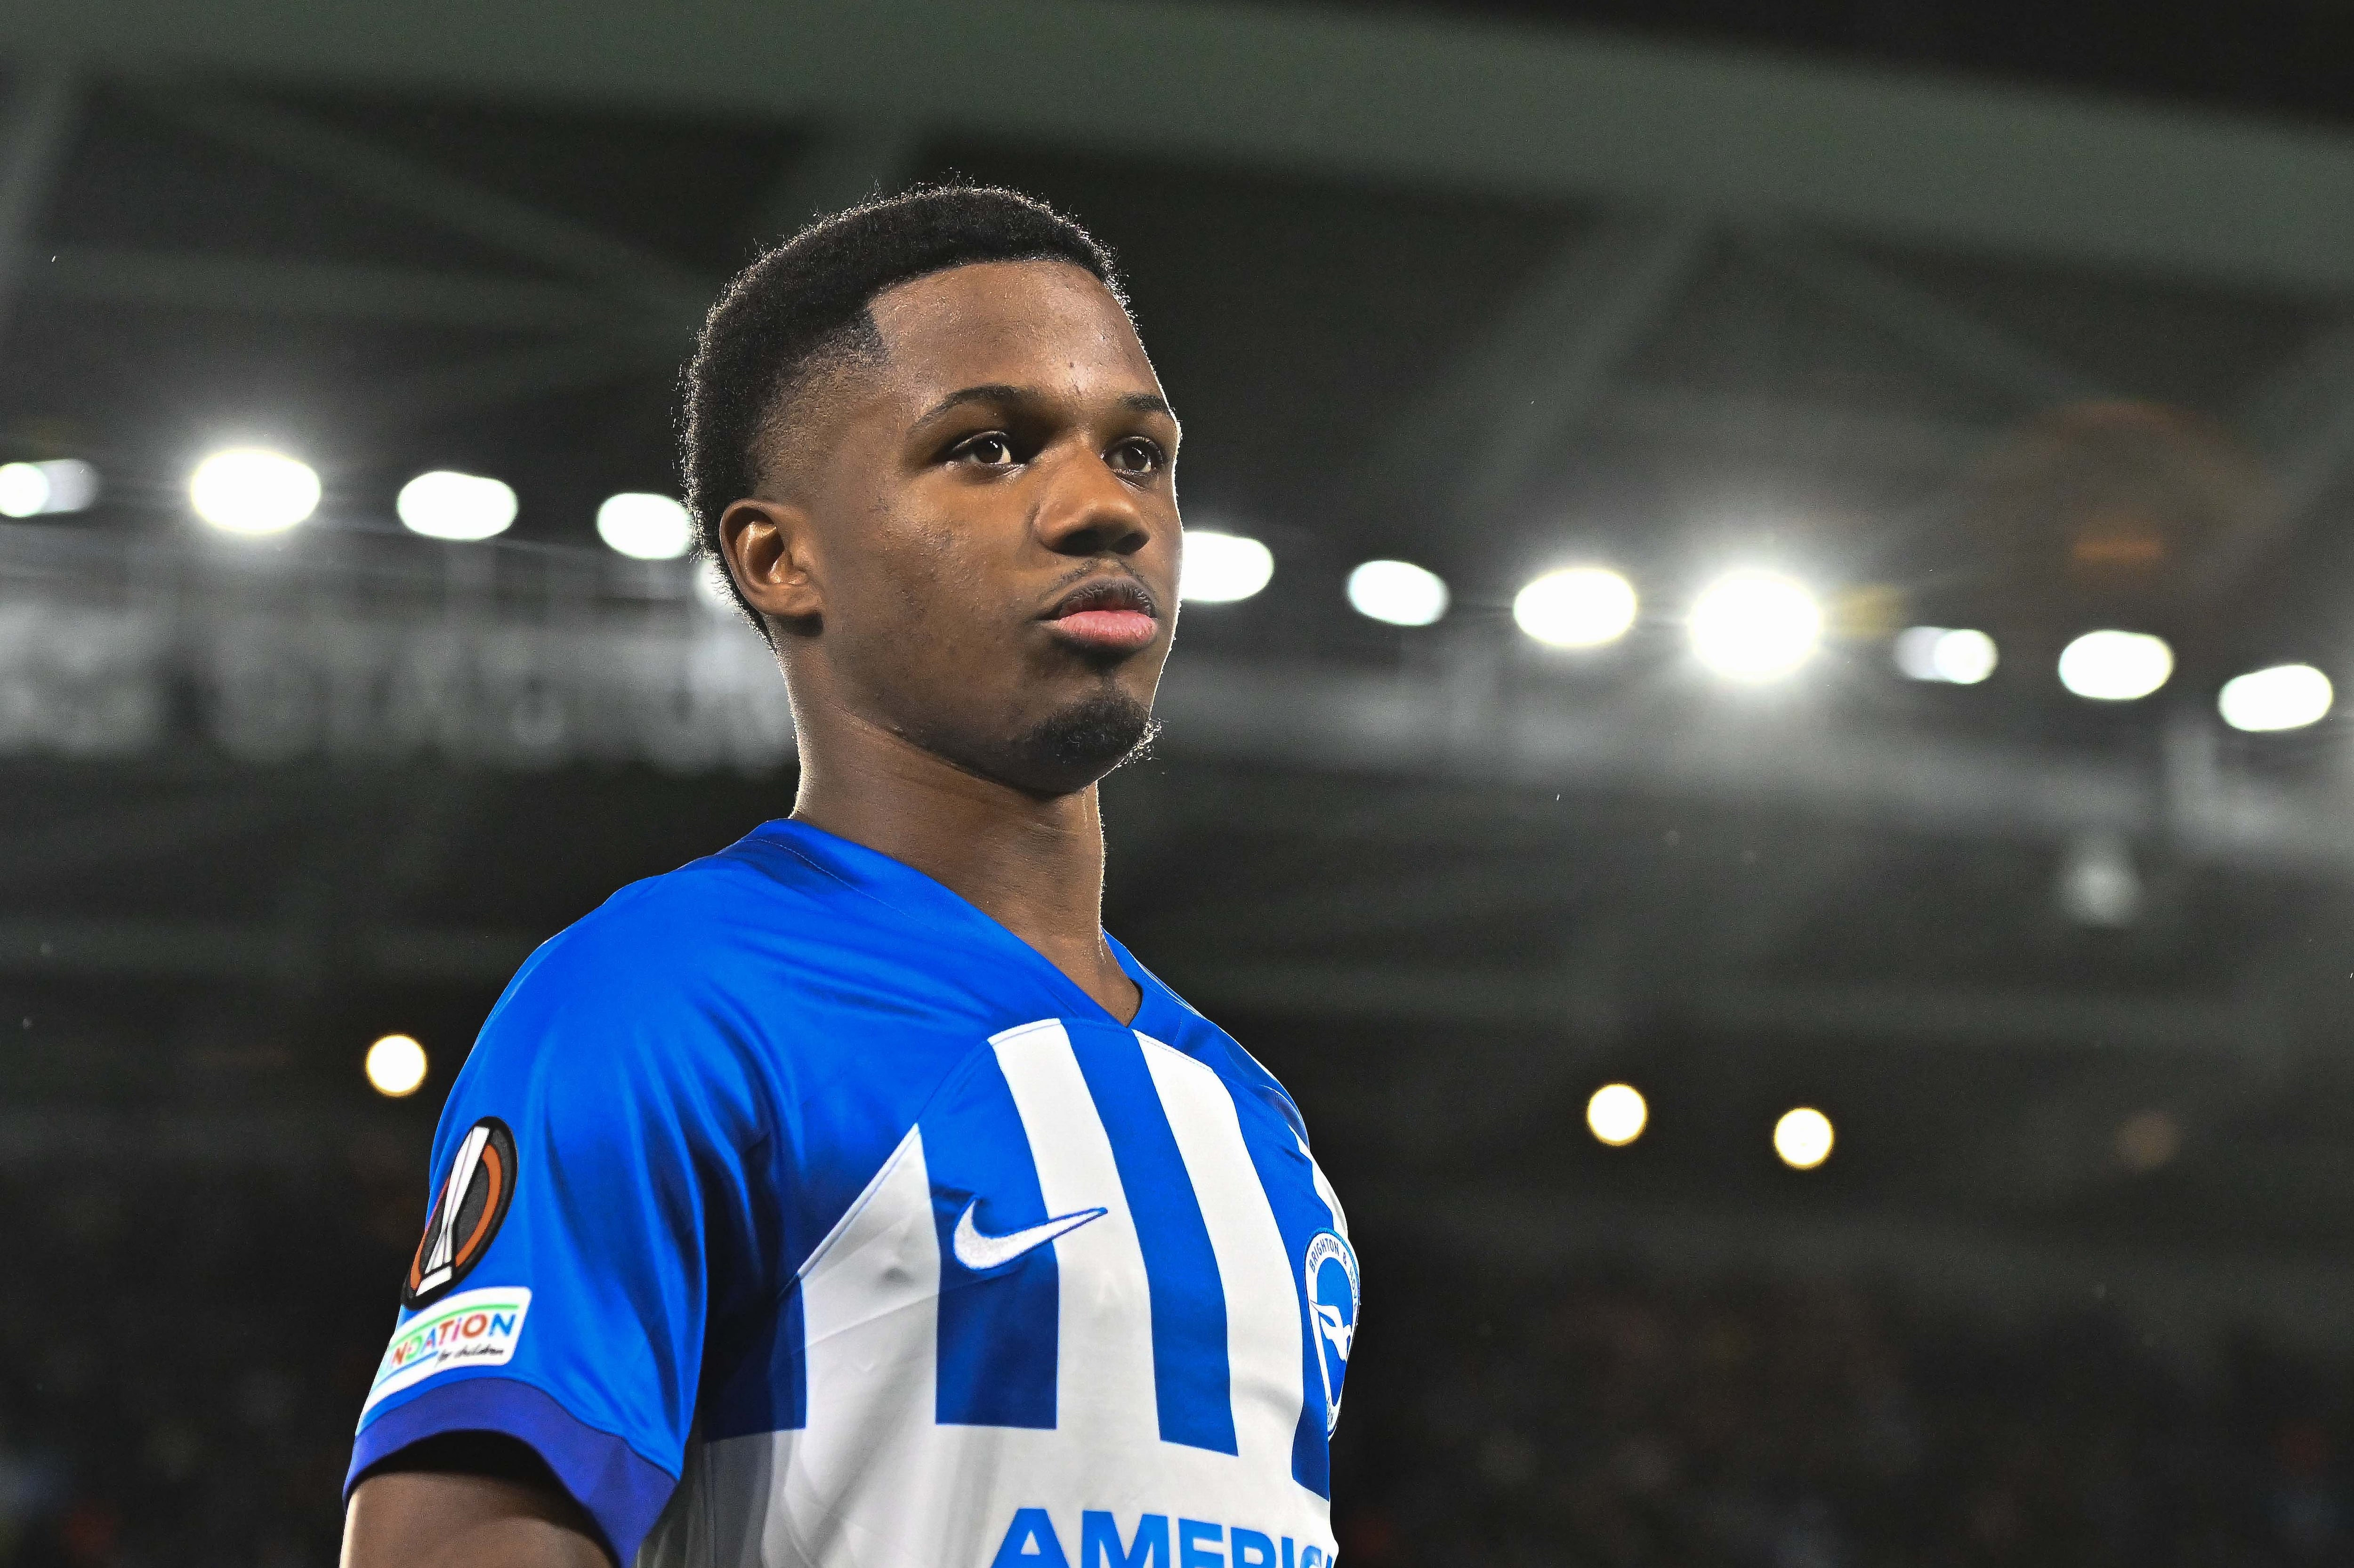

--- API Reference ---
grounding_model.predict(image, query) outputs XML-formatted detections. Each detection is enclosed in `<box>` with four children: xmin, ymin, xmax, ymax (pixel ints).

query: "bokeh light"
<box><xmin>597</xmin><ymin>492</ymin><xmax>694</xmax><ymax>560</ymax></box>
<box><xmin>1514</xmin><ymin>565</ymin><xmax>1638</xmax><ymax>648</ymax></box>
<box><xmin>1587</xmin><ymin>1083</ymin><xmax>1649</xmax><ymax>1146</ymax></box>
<box><xmin>398</xmin><ymin>470</ymin><xmax>518</xmax><ymax>542</ymax></box>
<box><xmin>1774</xmin><ymin>1106</ymin><xmax>1835</xmax><ymax>1169</ymax></box>
<box><xmin>2057</xmin><ymin>630</ymin><xmax>2173</xmax><ymax>701</ymax></box>
<box><xmin>1347</xmin><ymin>559</ymin><xmax>1449</xmax><ymax>626</ymax></box>
<box><xmin>0</xmin><ymin>463</ymin><xmax>44</xmax><ymax>519</ymax></box>
<box><xmin>0</xmin><ymin>458</ymin><xmax>99</xmax><ymax>518</ymax></box>
<box><xmin>2218</xmin><ymin>663</ymin><xmax>2332</xmax><ymax>732</ymax></box>
<box><xmin>190</xmin><ymin>448</ymin><xmax>321</xmax><ymax>535</ymax></box>
<box><xmin>1181</xmin><ymin>531</ymin><xmax>1275</xmax><ymax>603</ymax></box>
<box><xmin>1689</xmin><ymin>571</ymin><xmax>1823</xmax><ymax>682</ymax></box>
<box><xmin>1893</xmin><ymin>626</ymin><xmax>1998</xmax><ymax>685</ymax></box>
<box><xmin>364</xmin><ymin>1034</ymin><xmax>428</xmax><ymax>1098</ymax></box>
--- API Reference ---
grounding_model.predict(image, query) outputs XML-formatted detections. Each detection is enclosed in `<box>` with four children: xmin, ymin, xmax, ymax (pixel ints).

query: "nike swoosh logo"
<box><xmin>951</xmin><ymin>1199</ymin><xmax>1108</xmax><ymax>1271</ymax></box>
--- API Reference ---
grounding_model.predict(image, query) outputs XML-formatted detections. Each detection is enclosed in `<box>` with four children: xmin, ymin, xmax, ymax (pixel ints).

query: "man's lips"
<box><xmin>1049</xmin><ymin>608</ymin><xmax>1160</xmax><ymax>650</ymax></box>
<box><xmin>1043</xmin><ymin>577</ymin><xmax>1161</xmax><ymax>653</ymax></box>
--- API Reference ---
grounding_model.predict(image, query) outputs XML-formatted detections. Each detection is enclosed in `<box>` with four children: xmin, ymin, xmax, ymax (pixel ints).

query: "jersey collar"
<box><xmin>750</xmin><ymin>818</ymin><xmax>1196</xmax><ymax>1044</ymax></box>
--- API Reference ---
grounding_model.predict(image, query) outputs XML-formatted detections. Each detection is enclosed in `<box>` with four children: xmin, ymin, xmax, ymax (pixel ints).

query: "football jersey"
<box><xmin>346</xmin><ymin>819</ymin><xmax>1357</xmax><ymax>1568</ymax></box>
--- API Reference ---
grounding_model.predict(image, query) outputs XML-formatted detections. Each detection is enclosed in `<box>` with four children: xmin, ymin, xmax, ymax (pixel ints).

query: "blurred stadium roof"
<box><xmin>8</xmin><ymin>0</ymin><xmax>2354</xmax><ymax>1316</ymax></box>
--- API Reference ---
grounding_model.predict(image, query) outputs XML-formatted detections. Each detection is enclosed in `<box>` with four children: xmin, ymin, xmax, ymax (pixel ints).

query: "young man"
<box><xmin>340</xmin><ymin>187</ymin><xmax>1358</xmax><ymax>1568</ymax></box>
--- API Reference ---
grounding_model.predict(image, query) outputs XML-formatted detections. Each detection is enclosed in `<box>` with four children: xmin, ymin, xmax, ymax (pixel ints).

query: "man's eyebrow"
<box><xmin>913</xmin><ymin>384</ymin><xmax>1027</xmax><ymax>424</ymax></box>
<box><xmin>911</xmin><ymin>384</ymin><xmax>1177</xmax><ymax>424</ymax></box>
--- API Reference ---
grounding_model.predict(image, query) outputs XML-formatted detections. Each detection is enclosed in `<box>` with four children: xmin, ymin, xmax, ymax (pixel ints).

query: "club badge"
<box><xmin>1304</xmin><ymin>1229</ymin><xmax>1359</xmax><ymax>1434</ymax></box>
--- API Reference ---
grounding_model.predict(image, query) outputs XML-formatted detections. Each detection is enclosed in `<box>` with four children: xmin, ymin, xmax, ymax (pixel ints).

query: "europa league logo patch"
<box><xmin>404</xmin><ymin>1118</ymin><xmax>517</xmax><ymax>1309</ymax></box>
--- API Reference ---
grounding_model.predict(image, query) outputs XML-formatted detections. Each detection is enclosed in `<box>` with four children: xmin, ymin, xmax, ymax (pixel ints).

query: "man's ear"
<box><xmin>720</xmin><ymin>498</ymin><xmax>824</xmax><ymax>626</ymax></box>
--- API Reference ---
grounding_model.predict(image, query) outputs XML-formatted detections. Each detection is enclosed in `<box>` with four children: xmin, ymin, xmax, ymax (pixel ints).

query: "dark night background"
<box><xmin>8</xmin><ymin>0</ymin><xmax>2354</xmax><ymax>1563</ymax></box>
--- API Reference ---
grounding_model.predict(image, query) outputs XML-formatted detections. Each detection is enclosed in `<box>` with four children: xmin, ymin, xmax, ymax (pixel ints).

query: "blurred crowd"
<box><xmin>1338</xmin><ymin>1248</ymin><xmax>2354</xmax><ymax>1568</ymax></box>
<box><xmin>0</xmin><ymin>1160</ymin><xmax>413</xmax><ymax>1568</ymax></box>
<box><xmin>3</xmin><ymin>1165</ymin><xmax>2352</xmax><ymax>1568</ymax></box>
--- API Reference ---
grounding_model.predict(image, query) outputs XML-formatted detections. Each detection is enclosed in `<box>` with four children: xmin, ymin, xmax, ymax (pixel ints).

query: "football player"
<box><xmin>341</xmin><ymin>187</ymin><xmax>1358</xmax><ymax>1568</ymax></box>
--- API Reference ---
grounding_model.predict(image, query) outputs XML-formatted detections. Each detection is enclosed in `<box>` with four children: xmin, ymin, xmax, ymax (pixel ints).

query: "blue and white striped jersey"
<box><xmin>347</xmin><ymin>819</ymin><xmax>1356</xmax><ymax>1568</ymax></box>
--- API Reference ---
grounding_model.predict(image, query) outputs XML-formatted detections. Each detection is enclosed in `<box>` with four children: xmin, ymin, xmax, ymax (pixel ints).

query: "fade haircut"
<box><xmin>680</xmin><ymin>185</ymin><xmax>1127</xmax><ymax>631</ymax></box>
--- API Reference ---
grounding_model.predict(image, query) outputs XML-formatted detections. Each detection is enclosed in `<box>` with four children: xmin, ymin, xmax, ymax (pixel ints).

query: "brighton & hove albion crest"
<box><xmin>1304</xmin><ymin>1229</ymin><xmax>1359</xmax><ymax>1433</ymax></box>
<box><xmin>404</xmin><ymin>1118</ymin><xmax>517</xmax><ymax>1309</ymax></box>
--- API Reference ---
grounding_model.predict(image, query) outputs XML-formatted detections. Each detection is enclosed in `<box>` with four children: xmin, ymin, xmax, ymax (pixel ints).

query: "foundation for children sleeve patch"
<box><xmin>404</xmin><ymin>1117</ymin><xmax>517</xmax><ymax>1309</ymax></box>
<box><xmin>361</xmin><ymin>1287</ymin><xmax>533</xmax><ymax>1418</ymax></box>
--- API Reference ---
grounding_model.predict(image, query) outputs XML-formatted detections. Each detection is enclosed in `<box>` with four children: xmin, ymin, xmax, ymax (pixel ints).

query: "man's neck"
<box><xmin>788</xmin><ymin>714</ymin><xmax>1140</xmax><ymax>1024</ymax></box>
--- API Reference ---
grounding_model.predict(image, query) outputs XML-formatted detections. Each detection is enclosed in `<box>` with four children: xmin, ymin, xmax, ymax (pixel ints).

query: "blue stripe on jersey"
<box><xmin>927</xmin><ymin>1051</ymin><xmax>1061</xmax><ymax>1428</ymax></box>
<box><xmin>1227</xmin><ymin>1084</ymin><xmax>1337</xmax><ymax>1497</ymax></box>
<box><xmin>1066</xmin><ymin>1022</ymin><xmax>1238</xmax><ymax>1455</ymax></box>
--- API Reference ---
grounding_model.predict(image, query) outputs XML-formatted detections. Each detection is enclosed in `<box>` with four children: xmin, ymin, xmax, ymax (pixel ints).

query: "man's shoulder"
<box><xmin>495</xmin><ymin>823</ymin><xmax>871</xmax><ymax>1016</ymax></box>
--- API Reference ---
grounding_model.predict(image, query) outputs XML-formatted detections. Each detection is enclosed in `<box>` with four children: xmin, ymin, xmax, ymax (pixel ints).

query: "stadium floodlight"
<box><xmin>365</xmin><ymin>1033</ymin><xmax>428</xmax><ymax>1098</ymax></box>
<box><xmin>1346</xmin><ymin>559</ymin><xmax>1449</xmax><ymax>627</ymax></box>
<box><xmin>190</xmin><ymin>448</ymin><xmax>321</xmax><ymax>534</ymax></box>
<box><xmin>2218</xmin><ymin>663</ymin><xmax>2333</xmax><ymax>733</ymax></box>
<box><xmin>397</xmin><ymin>470</ymin><xmax>518</xmax><ymax>542</ymax></box>
<box><xmin>0</xmin><ymin>464</ymin><xmax>45</xmax><ymax>519</ymax></box>
<box><xmin>2057</xmin><ymin>629</ymin><xmax>2173</xmax><ymax>701</ymax></box>
<box><xmin>0</xmin><ymin>458</ymin><xmax>99</xmax><ymax>518</ymax></box>
<box><xmin>1689</xmin><ymin>571</ymin><xmax>1822</xmax><ymax>681</ymax></box>
<box><xmin>1513</xmin><ymin>565</ymin><xmax>1637</xmax><ymax>648</ymax></box>
<box><xmin>597</xmin><ymin>492</ymin><xmax>694</xmax><ymax>560</ymax></box>
<box><xmin>1586</xmin><ymin>1084</ymin><xmax>1648</xmax><ymax>1147</ymax></box>
<box><xmin>1892</xmin><ymin>626</ymin><xmax>1998</xmax><ymax>686</ymax></box>
<box><xmin>1181</xmin><ymin>530</ymin><xmax>1274</xmax><ymax>603</ymax></box>
<box><xmin>1773</xmin><ymin>1107</ymin><xmax>1834</xmax><ymax>1170</ymax></box>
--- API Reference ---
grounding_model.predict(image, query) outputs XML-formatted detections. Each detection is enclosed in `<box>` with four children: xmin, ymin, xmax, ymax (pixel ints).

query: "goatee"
<box><xmin>1023</xmin><ymin>690</ymin><xmax>1161</xmax><ymax>781</ymax></box>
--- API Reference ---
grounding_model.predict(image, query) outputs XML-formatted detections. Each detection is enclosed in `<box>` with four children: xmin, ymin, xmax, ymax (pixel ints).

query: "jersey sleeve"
<box><xmin>345</xmin><ymin>896</ymin><xmax>779</xmax><ymax>1564</ymax></box>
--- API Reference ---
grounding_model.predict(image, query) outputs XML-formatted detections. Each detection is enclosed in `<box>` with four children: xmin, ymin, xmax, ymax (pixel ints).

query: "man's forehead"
<box><xmin>866</xmin><ymin>260</ymin><xmax>1152</xmax><ymax>386</ymax></box>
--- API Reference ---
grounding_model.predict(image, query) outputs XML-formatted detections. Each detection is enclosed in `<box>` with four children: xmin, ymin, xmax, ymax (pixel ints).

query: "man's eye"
<box><xmin>955</xmin><ymin>434</ymin><xmax>1017</xmax><ymax>467</ymax></box>
<box><xmin>1107</xmin><ymin>439</ymin><xmax>1165</xmax><ymax>475</ymax></box>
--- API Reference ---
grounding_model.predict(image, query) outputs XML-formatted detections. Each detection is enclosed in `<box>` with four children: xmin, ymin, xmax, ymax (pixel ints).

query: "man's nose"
<box><xmin>1034</xmin><ymin>448</ymin><xmax>1153</xmax><ymax>558</ymax></box>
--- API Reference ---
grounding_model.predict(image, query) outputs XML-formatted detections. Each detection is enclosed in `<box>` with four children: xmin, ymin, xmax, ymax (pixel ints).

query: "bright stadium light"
<box><xmin>2057</xmin><ymin>630</ymin><xmax>2173</xmax><ymax>701</ymax></box>
<box><xmin>1586</xmin><ymin>1084</ymin><xmax>1648</xmax><ymax>1147</ymax></box>
<box><xmin>1689</xmin><ymin>571</ymin><xmax>1822</xmax><ymax>681</ymax></box>
<box><xmin>397</xmin><ymin>470</ymin><xmax>517</xmax><ymax>542</ymax></box>
<box><xmin>1774</xmin><ymin>1107</ymin><xmax>1834</xmax><ymax>1170</ymax></box>
<box><xmin>1893</xmin><ymin>626</ymin><xmax>1998</xmax><ymax>686</ymax></box>
<box><xmin>365</xmin><ymin>1034</ymin><xmax>428</xmax><ymax>1098</ymax></box>
<box><xmin>1346</xmin><ymin>559</ymin><xmax>1449</xmax><ymax>627</ymax></box>
<box><xmin>0</xmin><ymin>458</ymin><xmax>99</xmax><ymax>518</ymax></box>
<box><xmin>597</xmin><ymin>492</ymin><xmax>694</xmax><ymax>560</ymax></box>
<box><xmin>190</xmin><ymin>448</ymin><xmax>320</xmax><ymax>534</ymax></box>
<box><xmin>1181</xmin><ymin>531</ymin><xmax>1274</xmax><ymax>603</ymax></box>
<box><xmin>1513</xmin><ymin>565</ymin><xmax>1637</xmax><ymax>648</ymax></box>
<box><xmin>2218</xmin><ymin>663</ymin><xmax>2333</xmax><ymax>732</ymax></box>
<box><xmin>0</xmin><ymin>464</ymin><xmax>44</xmax><ymax>518</ymax></box>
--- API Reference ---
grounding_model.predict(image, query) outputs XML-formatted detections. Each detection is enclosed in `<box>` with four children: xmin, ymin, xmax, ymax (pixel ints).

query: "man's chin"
<box><xmin>1002</xmin><ymin>689</ymin><xmax>1162</xmax><ymax>795</ymax></box>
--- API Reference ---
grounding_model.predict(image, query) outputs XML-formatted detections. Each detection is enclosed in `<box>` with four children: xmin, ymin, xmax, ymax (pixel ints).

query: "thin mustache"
<box><xmin>1045</xmin><ymin>566</ymin><xmax>1161</xmax><ymax>619</ymax></box>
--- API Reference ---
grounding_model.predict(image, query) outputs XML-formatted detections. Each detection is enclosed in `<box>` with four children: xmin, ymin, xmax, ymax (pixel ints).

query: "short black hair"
<box><xmin>680</xmin><ymin>184</ymin><xmax>1127</xmax><ymax>627</ymax></box>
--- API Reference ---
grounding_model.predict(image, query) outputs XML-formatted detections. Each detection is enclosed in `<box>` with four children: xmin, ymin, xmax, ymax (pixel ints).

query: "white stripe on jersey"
<box><xmin>1137</xmin><ymin>1033</ymin><xmax>1306</xmax><ymax>1472</ymax></box>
